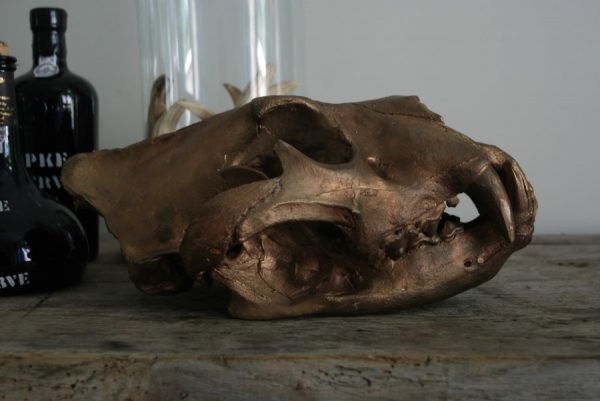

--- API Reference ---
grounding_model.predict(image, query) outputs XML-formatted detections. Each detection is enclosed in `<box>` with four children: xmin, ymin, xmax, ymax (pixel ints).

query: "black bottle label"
<box><xmin>25</xmin><ymin>151</ymin><xmax>68</xmax><ymax>190</ymax></box>
<box><xmin>0</xmin><ymin>78</ymin><xmax>15</xmax><ymax>125</ymax></box>
<box><xmin>1</xmin><ymin>68</ymin><xmax>18</xmax><ymax>212</ymax></box>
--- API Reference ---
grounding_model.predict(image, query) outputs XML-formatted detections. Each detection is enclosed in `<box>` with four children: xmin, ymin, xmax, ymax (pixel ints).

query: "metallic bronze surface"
<box><xmin>62</xmin><ymin>95</ymin><xmax>537</xmax><ymax>319</ymax></box>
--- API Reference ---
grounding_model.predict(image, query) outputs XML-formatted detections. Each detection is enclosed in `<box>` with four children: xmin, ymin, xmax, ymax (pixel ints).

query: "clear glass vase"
<box><xmin>136</xmin><ymin>0</ymin><xmax>304</xmax><ymax>138</ymax></box>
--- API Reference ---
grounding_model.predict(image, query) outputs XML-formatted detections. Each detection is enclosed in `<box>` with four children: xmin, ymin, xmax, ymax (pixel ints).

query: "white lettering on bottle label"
<box><xmin>33</xmin><ymin>55</ymin><xmax>60</xmax><ymax>78</ymax></box>
<box><xmin>20</xmin><ymin>247</ymin><xmax>32</xmax><ymax>262</ymax></box>
<box><xmin>0</xmin><ymin>96</ymin><xmax>14</xmax><ymax>126</ymax></box>
<box><xmin>0</xmin><ymin>200</ymin><xmax>9</xmax><ymax>212</ymax></box>
<box><xmin>31</xmin><ymin>175</ymin><xmax>63</xmax><ymax>190</ymax></box>
<box><xmin>25</xmin><ymin>152</ymin><xmax>68</xmax><ymax>168</ymax></box>
<box><xmin>0</xmin><ymin>272</ymin><xmax>31</xmax><ymax>289</ymax></box>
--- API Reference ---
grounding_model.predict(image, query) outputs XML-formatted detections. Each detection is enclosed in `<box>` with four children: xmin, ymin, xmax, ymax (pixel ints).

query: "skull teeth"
<box><xmin>383</xmin><ymin>209</ymin><xmax>470</xmax><ymax>261</ymax></box>
<box><xmin>438</xmin><ymin>213</ymin><xmax>464</xmax><ymax>240</ymax></box>
<box><xmin>465</xmin><ymin>160</ymin><xmax>515</xmax><ymax>243</ymax></box>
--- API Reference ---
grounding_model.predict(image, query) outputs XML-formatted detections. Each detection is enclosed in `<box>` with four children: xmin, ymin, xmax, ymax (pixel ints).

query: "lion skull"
<box><xmin>62</xmin><ymin>95</ymin><xmax>537</xmax><ymax>319</ymax></box>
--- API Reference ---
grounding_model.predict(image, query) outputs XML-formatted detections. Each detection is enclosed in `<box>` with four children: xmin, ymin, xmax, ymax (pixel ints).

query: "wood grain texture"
<box><xmin>0</xmin><ymin>235</ymin><xmax>598</xmax><ymax>401</ymax></box>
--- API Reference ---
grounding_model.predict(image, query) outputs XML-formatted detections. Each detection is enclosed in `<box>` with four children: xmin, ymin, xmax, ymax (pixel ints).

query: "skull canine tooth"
<box><xmin>464</xmin><ymin>160</ymin><xmax>516</xmax><ymax>243</ymax></box>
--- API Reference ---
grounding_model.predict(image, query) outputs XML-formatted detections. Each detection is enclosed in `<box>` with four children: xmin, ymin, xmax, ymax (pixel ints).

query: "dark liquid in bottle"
<box><xmin>15</xmin><ymin>8</ymin><xmax>98</xmax><ymax>259</ymax></box>
<box><xmin>0</xmin><ymin>48</ymin><xmax>88</xmax><ymax>295</ymax></box>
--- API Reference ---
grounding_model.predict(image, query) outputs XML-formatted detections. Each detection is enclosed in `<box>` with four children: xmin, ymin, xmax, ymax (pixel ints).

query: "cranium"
<box><xmin>62</xmin><ymin>96</ymin><xmax>537</xmax><ymax>319</ymax></box>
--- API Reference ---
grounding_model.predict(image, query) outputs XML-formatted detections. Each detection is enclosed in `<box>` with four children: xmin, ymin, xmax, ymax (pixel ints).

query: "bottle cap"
<box><xmin>0</xmin><ymin>42</ymin><xmax>17</xmax><ymax>71</ymax></box>
<box><xmin>30</xmin><ymin>8</ymin><xmax>67</xmax><ymax>30</ymax></box>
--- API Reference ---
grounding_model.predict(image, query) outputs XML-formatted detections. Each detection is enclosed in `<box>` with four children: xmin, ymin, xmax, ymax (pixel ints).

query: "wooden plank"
<box><xmin>1</xmin><ymin>353</ymin><xmax>599</xmax><ymax>401</ymax></box>
<box><xmin>0</xmin><ymin>235</ymin><xmax>599</xmax><ymax>400</ymax></box>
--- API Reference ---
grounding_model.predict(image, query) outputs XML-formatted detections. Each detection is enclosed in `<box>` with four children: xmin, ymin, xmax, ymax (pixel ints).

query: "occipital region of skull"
<box><xmin>62</xmin><ymin>95</ymin><xmax>537</xmax><ymax>319</ymax></box>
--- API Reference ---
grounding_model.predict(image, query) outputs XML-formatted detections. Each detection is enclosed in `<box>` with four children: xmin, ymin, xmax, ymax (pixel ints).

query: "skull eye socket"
<box><xmin>283</xmin><ymin>136</ymin><xmax>352</xmax><ymax>165</ymax></box>
<box><xmin>258</xmin><ymin>99</ymin><xmax>354</xmax><ymax>165</ymax></box>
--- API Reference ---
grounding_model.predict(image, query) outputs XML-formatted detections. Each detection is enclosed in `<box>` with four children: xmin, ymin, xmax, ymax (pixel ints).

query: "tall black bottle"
<box><xmin>15</xmin><ymin>8</ymin><xmax>98</xmax><ymax>260</ymax></box>
<box><xmin>0</xmin><ymin>42</ymin><xmax>88</xmax><ymax>294</ymax></box>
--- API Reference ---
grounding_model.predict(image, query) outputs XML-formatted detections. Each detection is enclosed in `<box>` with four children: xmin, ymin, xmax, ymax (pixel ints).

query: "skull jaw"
<box><xmin>216</xmin><ymin>220</ymin><xmax>518</xmax><ymax>320</ymax></box>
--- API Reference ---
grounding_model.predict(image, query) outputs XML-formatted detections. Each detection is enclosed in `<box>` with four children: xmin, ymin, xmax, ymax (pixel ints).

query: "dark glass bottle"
<box><xmin>15</xmin><ymin>8</ymin><xmax>98</xmax><ymax>260</ymax></box>
<box><xmin>0</xmin><ymin>43</ymin><xmax>88</xmax><ymax>295</ymax></box>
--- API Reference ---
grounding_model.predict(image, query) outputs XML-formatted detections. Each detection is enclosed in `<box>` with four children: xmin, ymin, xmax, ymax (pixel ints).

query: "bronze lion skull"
<box><xmin>62</xmin><ymin>96</ymin><xmax>537</xmax><ymax>319</ymax></box>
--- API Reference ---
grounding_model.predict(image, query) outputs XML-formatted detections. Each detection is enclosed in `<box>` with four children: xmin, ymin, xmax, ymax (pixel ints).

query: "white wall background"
<box><xmin>0</xmin><ymin>0</ymin><xmax>598</xmax><ymax>234</ymax></box>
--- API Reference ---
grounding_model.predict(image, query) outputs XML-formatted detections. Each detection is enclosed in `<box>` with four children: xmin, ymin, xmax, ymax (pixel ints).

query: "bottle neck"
<box><xmin>0</xmin><ymin>61</ymin><xmax>29</xmax><ymax>181</ymax></box>
<box><xmin>32</xmin><ymin>29</ymin><xmax>68</xmax><ymax>72</ymax></box>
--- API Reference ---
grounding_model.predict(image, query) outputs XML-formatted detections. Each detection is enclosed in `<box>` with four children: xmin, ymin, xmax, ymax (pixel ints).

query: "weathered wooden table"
<box><xmin>1</xmin><ymin>235</ymin><xmax>598</xmax><ymax>401</ymax></box>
